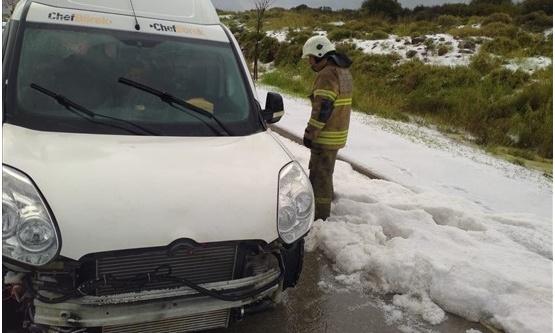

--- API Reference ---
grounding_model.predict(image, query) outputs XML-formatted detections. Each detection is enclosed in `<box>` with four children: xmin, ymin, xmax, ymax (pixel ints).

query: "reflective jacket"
<box><xmin>304</xmin><ymin>56</ymin><xmax>353</xmax><ymax>150</ymax></box>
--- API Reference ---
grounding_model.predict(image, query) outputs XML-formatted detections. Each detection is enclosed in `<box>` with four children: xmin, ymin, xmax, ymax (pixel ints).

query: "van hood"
<box><xmin>2</xmin><ymin>125</ymin><xmax>293</xmax><ymax>259</ymax></box>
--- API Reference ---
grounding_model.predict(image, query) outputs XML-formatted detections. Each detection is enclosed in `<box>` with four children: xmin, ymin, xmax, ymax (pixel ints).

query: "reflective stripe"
<box><xmin>314</xmin><ymin>137</ymin><xmax>348</xmax><ymax>145</ymax></box>
<box><xmin>314</xmin><ymin>130</ymin><xmax>348</xmax><ymax>145</ymax></box>
<box><xmin>319</xmin><ymin>130</ymin><xmax>349</xmax><ymax>137</ymax></box>
<box><xmin>308</xmin><ymin>118</ymin><xmax>325</xmax><ymax>129</ymax></box>
<box><xmin>334</xmin><ymin>98</ymin><xmax>352</xmax><ymax>106</ymax></box>
<box><xmin>314</xmin><ymin>89</ymin><xmax>337</xmax><ymax>100</ymax></box>
<box><xmin>315</xmin><ymin>197</ymin><xmax>332</xmax><ymax>204</ymax></box>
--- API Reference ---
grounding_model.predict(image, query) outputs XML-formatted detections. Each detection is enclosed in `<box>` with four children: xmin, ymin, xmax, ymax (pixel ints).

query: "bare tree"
<box><xmin>3</xmin><ymin>0</ymin><xmax>19</xmax><ymax>14</ymax></box>
<box><xmin>252</xmin><ymin>0</ymin><xmax>275</xmax><ymax>81</ymax></box>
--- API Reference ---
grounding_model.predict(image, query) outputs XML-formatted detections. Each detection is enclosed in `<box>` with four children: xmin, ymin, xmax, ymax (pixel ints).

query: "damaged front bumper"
<box><xmin>33</xmin><ymin>269</ymin><xmax>281</xmax><ymax>328</ymax></box>
<box><xmin>4</xmin><ymin>238</ymin><xmax>305</xmax><ymax>332</ymax></box>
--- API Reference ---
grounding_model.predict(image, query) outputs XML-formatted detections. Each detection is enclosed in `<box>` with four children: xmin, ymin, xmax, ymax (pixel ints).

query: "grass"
<box><xmin>488</xmin><ymin>146</ymin><xmax>553</xmax><ymax>176</ymax></box>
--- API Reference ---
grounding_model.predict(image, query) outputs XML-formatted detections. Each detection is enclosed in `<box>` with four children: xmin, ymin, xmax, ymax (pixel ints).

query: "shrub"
<box><xmin>437</xmin><ymin>15</ymin><xmax>461</xmax><ymax>28</ymax></box>
<box><xmin>481</xmin><ymin>36</ymin><xmax>520</xmax><ymax>55</ymax></box>
<box><xmin>351</xmin><ymin>78</ymin><xmax>409</xmax><ymax>120</ymax></box>
<box><xmin>327</xmin><ymin>28</ymin><xmax>358</xmax><ymax>41</ymax></box>
<box><xmin>470</xmin><ymin>52</ymin><xmax>503</xmax><ymax>73</ymax></box>
<box><xmin>393</xmin><ymin>61</ymin><xmax>430</xmax><ymax>92</ymax></box>
<box><xmin>442</xmin><ymin>66</ymin><xmax>482</xmax><ymax>88</ymax></box>
<box><xmin>437</xmin><ymin>44</ymin><xmax>450</xmax><ymax>56</ymax></box>
<box><xmin>520</xmin><ymin>0</ymin><xmax>553</xmax><ymax>16</ymax></box>
<box><xmin>515</xmin><ymin>31</ymin><xmax>552</xmax><ymax>57</ymax></box>
<box><xmin>514</xmin><ymin>11</ymin><xmax>553</xmax><ymax>33</ymax></box>
<box><xmin>405</xmin><ymin>93</ymin><xmax>456</xmax><ymax>115</ymax></box>
<box><xmin>394</xmin><ymin>20</ymin><xmax>439</xmax><ymax>36</ymax></box>
<box><xmin>335</xmin><ymin>41</ymin><xmax>362</xmax><ymax>56</ymax></box>
<box><xmin>482</xmin><ymin>12</ymin><xmax>513</xmax><ymax>25</ymax></box>
<box><xmin>274</xmin><ymin>43</ymin><xmax>302</xmax><ymax>67</ymax></box>
<box><xmin>361</xmin><ymin>0</ymin><xmax>403</xmax><ymax>20</ymax></box>
<box><xmin>479</xmin><ymin>22</ymin><xmax>518</xmax><ymax>38</ymax></box>
<box><xmin>259</xmin><ymin>37</ymin><xmax>281</xmax><ymax>63</ymax></box>
<box><xmin>260</xmin><ymin>70</ymin><xmax>309</xmax><ymax>96</ymax></box>
<box><xmin>236</xmin><ymin>30</ymin><xmax>258</xmax><ymax>61</ymax></box>
<box><xmin>467</xmin><ymin>2</ymin><xmax>517</xmax><ymax>17</ymax></box>
<box><xmin>446</xmin><ymin>26</ymin><xmax>481</xmax><ymax>38</ymax></box>
<box><xmin>368</xmin><ymin>29</ymin><xmax>390</xmax><ymax>40</ymax></box>
<box><xmin>509</xmin><ymin>86</ymin><xmax>553</xmax><ymax>158</ymax></box>
<box><xmin>486</xmin><ymin>68</ymin><xmax>530</xmax><ymax>90</ymax></box>
<box><xmin>285</xmin><ymin>29</ymin><xmax>313</xmax><ymax>45</ymax></box>
<box><xmin>344</xmin><ymin>17</ymin><xmax>391</xmax><ymax>33</ymax></box>
<box><xmin>351</xmin><ymin>53</ymin><xmax>400</xmax><ymax>78</ymax></box>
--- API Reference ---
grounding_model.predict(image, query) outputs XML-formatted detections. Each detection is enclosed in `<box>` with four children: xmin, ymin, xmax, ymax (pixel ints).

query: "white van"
<box><xmin>2</xmin><ymin>1</ymin><xmax>314</xmax><ymax>332</ymax></box>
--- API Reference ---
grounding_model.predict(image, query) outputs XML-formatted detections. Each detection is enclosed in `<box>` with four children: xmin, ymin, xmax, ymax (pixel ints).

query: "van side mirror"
<box><xmin>262</xmin><ymin>92</ymin><xmax>284</xmax><ymax>124</ymax></box>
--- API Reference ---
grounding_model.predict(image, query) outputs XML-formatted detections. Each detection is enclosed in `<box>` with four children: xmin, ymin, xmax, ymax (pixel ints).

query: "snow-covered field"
<box><xmin>266</xmin><ymin>27</ymin><xmax>552</xmax><ymax>71</ymax></box>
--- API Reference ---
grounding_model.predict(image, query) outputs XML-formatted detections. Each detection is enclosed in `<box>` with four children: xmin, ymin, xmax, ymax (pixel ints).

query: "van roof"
<box><xmin>13</xmin><ymin>0</ymin><xmax>220</xmax><ymax>25</ymax></box>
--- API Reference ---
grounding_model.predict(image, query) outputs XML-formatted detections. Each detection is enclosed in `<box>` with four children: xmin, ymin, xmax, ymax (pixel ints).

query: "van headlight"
<box><xmin>2</xmin><ymin>165</ymin><xmax>60</xmax><ymax>266</ymax></box>
<box><xmin>277</xmin><ymin>161</ymin><xmax>314</xmax><ymax>244</ymax></box>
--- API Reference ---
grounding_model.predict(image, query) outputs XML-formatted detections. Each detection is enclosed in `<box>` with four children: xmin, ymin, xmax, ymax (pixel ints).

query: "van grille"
<box><xmin>79</xmin><ymin>243</ymin><xmax>238</xmax><ymax>296</ymax></box>
<box><xmin>101</xmin><ymin>309</ymin><xmax>229</xmax><ymax>333</ymax></box>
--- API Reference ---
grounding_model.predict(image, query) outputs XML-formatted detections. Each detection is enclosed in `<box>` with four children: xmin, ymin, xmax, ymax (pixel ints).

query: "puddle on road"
<box><xmin>206</xmin><ymin>250</ymin><xmax>492</xmax><ymax>333</ymax></box>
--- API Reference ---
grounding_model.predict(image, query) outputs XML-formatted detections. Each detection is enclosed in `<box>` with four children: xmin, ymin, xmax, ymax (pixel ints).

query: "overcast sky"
<box><xmin>211</xmin><ymin>0</ymin><xmax>471</xmax><ymax>11</ymax></box>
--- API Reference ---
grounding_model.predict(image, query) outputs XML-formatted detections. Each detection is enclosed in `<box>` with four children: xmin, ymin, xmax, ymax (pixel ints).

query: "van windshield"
<box><xmin>7</xmin><ymin>23</ymin><xmax>262</xmax><ymax>136</ymax></box>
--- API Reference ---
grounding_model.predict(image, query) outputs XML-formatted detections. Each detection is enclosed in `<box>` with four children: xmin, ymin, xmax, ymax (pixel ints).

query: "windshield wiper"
<box><xmin>30</xmin><ymin>83</ymin><xmax>160</xmax><ymax>136</ymax></box>
<box><xmin>118</xmin><ymin>77</ymin><xmax>234</xmax><ymax>136</ymax></box>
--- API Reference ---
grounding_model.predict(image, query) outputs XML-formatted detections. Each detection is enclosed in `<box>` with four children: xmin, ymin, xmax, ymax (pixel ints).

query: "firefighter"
<box><xmin>301</xmin><ymin>35</ymin><xmax>354</xmax><ymax>221</ymax></box>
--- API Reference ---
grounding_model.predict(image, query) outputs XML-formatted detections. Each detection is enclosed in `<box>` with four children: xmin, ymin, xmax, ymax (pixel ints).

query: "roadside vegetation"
<box><xmin>219</xmin><ymin>0</ymin><xmax>553</xmax><ymax>175</ymax></box>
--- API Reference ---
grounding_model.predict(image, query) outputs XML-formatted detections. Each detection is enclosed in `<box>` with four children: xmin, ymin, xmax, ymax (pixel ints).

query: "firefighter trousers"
<box><xmin>308</xmin><ymin>148</ymin><xmax>338</xmax><ymax>221</ymax></box>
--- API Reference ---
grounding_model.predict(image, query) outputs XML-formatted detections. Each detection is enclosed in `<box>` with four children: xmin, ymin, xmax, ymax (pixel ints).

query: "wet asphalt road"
<box><xmin>205</xmin><ymin>250</ymin><xmax>493</xmax><ymax>333</ymax></box>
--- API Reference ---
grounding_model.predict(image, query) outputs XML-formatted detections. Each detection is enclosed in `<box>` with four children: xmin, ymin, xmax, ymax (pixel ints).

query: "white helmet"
<box><xmin>302</xmin><ymin>35</ymin><xmax>335</xmax><ymax>58</ymax></box>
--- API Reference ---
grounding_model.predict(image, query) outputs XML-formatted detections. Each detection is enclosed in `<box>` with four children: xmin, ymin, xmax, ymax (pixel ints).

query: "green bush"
<box><xmin>368</xmin><ymin>29</ymin><xmax>390</xmax><ymax>39</ymax></box>
<box><xmin>345</xmin><ymin>17</ymin><xmax>391</xmax><ymax>33</ymax></box>
<box><xmin>285</xmin><ymin>29</ymin><xmax>313</xmax><ymax>45</ymax></box>
<box><xmin>437</xmin><ymin>44</ymin><xmax>450</xmax><ymax>56</ymax></box>
<box><xmin>259</xmin><ymin>37</ymin><xmax>281</xmax><ymax>63</ymax></box>
<box><xmin>274</xmin><ymin>43</ymin><xmax>302</xmax><ymax>67</ymax></box>
<box><xmin>479</xmin><ymin>22</ymin><xmax>518</xmax><ymax>38</ymax></box>
<box><xmin>235</xmin><ymin>30</ymin><xmax>258</xmax><ymax>61</ymax></box>
<box><xmin>394</xmin><ymin>20</ymin><xmax>439</xmax><ymax>36</ymax></box>
<box><xmin>361</xmin><ymin>0</ymin><xmax>403</xmax><ymax>20</ymax></box>
<box><xmin>486</xmin><ymin>68</ymin><xmax>530</xmax><ymax>90</ymax></box>
<box><xmin>351</xmin><ymin>53</ymin><xmax>400</xmax><ymax>78</ymax></box>
<box><xmin>446</xmin><ymin>26</ymin><xmax>482</xmax><ymax>38</ymax></box>
<box><xmin>470</xmin><ymin>52</ymin><xmax>503</xmax><ymax>73</ymax></box>
<box><xmin>469</xmin><ymin>73</ymin><xmax>553</xmax><ymax>157</ymax></box>
<box><xmin>327</xmin><ymin>28</ymin><xmax>360</xmax><ymax>41</ymax></box>
<box><xmin>442</xmin><ymin>66</ymin><xmax>482</xmax><ymax>88</ymax></box>
<box><xmin>482</xmin><ymin>12</ymin><xmax>513</xmax><ymax>25</ymax></box>
<box><xmin>260</xmin><ymin>70</ymin><xmax>309</xmax><ymax>96</ymax></box>
<box><xmin>391</xmin><ymin>61</ymin><xmax>430</xmax><ymax>92</ymax></box>
<box><xmin>437</xmin><ymin>15</ymin><xmax>462</xmax><ymax>28</ymax></box>
<box><xmin>405</xmin><ymin>93</ymin><xmax>456</xmax><ymax>115</ymax></box>
<box><xmin>520</xmin><ymin>0</ymin><xmax>553</xmax><ymax>16</ymax></box>
<box><xmin>515</xmin><ymin>32</ymin><xmax>553</xmax><ymax>57</ymax></box>
<box><xmin>335</xmin><ymin>41</ymin><xmax>362</xmax><ymax>56</ymax></box>
<box><xmin>481</xmin><ymin>36</ymin><xmax>520</xmax><ymax>55</ymax></box>
<box><xmin>514</xmin><ymin>11</ymin><xmax>553</xmax><ymax>33</ymax></box>
<box><xmin>509</xmin><ymin>82</ymin><xmax>553</xmax><ymax>158</ymax></box>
